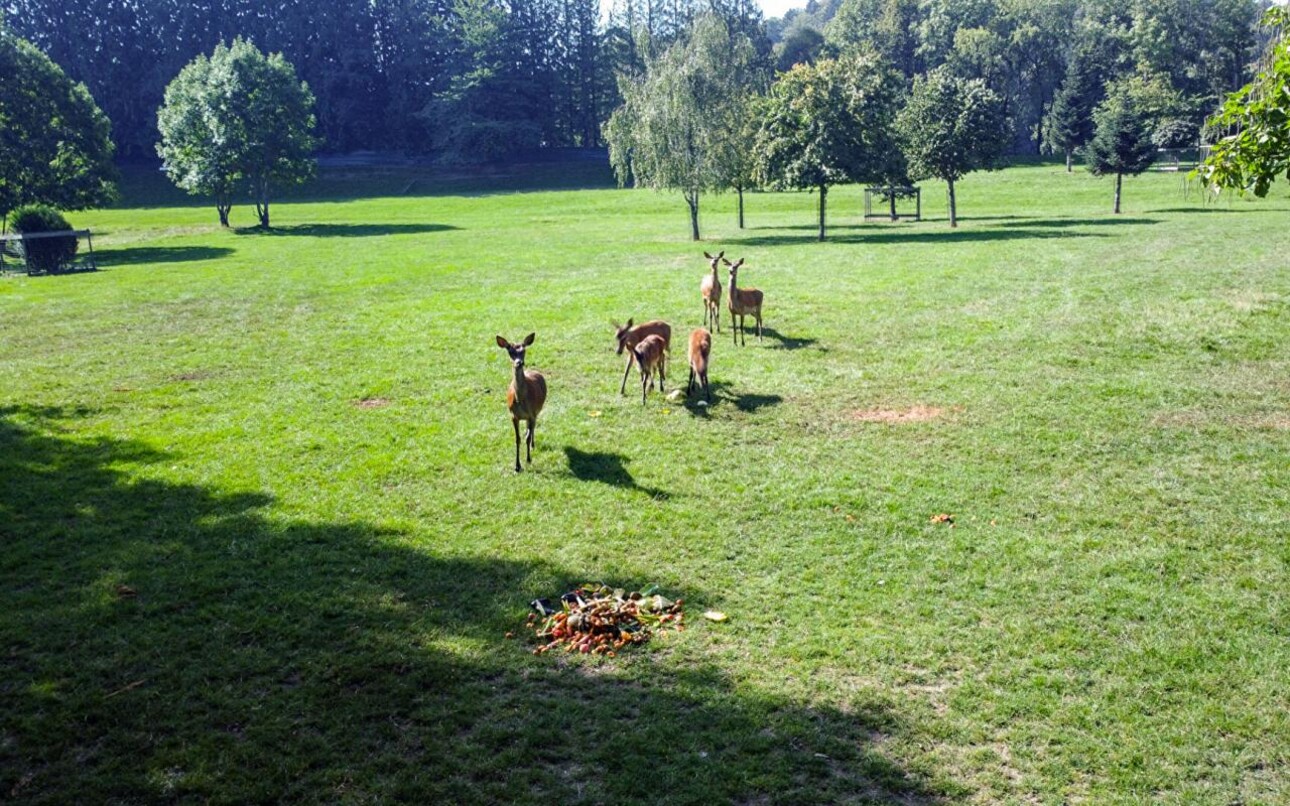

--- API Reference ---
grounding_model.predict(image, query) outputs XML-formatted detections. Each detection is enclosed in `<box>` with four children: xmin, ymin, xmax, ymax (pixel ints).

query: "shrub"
<box><xmin>11</xmin><ymin>205</ymin><xmax>77</xmax><ymax>273</ymax></box>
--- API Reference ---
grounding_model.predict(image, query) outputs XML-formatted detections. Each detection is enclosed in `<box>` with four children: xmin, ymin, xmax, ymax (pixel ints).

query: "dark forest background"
<box><xmin>4</xmin><ymin>0</ymin><xmax>1274</xmax><ymax>163</ymax></box>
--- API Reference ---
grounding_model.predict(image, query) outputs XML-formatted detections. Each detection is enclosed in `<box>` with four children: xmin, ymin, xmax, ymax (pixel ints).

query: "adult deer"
<box><xmin>725</xmin><ymin>258</ymin><xmax>763</xmax><ymax>345</ymax></box>
<box><xmin>687</xmin><ymin>328</ymin><xmax>712</xmax><ymax>402</ymax></box>
<box><xmin>495</xmin><ymin>333</ymin><xmax>547</xmax><ymax>472</ymax></box>
<box><xmin>632</xmin><ymin>334</ymin><xmax>668</xmax><ymax>404</ymax></box>
<box><xmin>701</xmin><ymin>251</ymin><xmax>723</xmax><ymax>333</ymax></box>
<box><xmin>613</xmin><ymin>319</ymin><xmax>671</xmax><ymax>395</ymax></box>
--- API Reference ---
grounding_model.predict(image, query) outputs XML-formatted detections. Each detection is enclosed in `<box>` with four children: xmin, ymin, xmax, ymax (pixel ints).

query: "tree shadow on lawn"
<box><xmin>0</xmin><ymin>406</ymin><xmax>950</xmax><ymax>802</ymax></box>
<box><xmin>998</xmin><ymin>217</ymin><xmax>1159</xmax><ymax>228</ymax></box>
<box><xmin>728</xmin><ymin>227</ymin><xmax>1111</xmax><ymax>248</ymax></box>
<box><xmin>562</xmin><ymin>446</ymin><xmax>671</xmax><ymax>500</ymax></box>
<box><xmin>95</xmin><ymin>245</ymin><xmax>236</xmax><ymax>267</ymax></box>
<box><xmin>234</xmin><ymin>223</ymin><xmax>459</xmax><ymax>238</ymax></box>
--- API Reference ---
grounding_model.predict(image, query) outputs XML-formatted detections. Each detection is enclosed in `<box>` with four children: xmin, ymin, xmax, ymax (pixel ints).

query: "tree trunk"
<box><xmin>1065</xmin><ymin>148</ymin><xmax>1073</xmax><ymax>172</ymax></box>
<box><xmin>947</xmin><ymin>178</ymin><xmax>958</xmax><ymax>228</ymax></box>
<box><xmin>1113</xmin><ymin>172</ymin><xmax>1122</xmax><ymax>214</ymax></box>
<box><xmin>685</xmin><ymin>190</ymin><xmax>700</xmax><ymax>241</ymax></box>
<box><xmin>889</xmin><ymin>190</ymin><xmax>897</xmax><ymax>221</ymax></box>
<box><xmin>217</xmin><ymin>202</ymin><xmax>230</xmax><ymax>228</ymax></box>
<box><xmin>737</xmin><ymin>186</ymin><xmax>745</xmax><ymax>229</ymax></box>
<box><xmin>818</xmin><ymin>183</ymin><xmax>827</xmax><ymax>241</ymax></box>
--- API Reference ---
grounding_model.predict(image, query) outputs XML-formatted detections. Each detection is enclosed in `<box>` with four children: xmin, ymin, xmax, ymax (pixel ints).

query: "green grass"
<box><xmin>2</xmin><ymin>161</ymin><xmax>1287</xmax><ymax>804</ymax></box>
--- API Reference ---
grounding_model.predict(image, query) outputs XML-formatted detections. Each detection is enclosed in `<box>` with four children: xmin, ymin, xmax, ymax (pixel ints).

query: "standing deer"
<box><xmin>495</xmin><ymin>333</ymin><xmax>547</xmax><ymax>472</ymax></box>
<box><xmin>632</xmin><ymin>334</ymin><xmax>668</xmax><ymax>404</ymax></box>
<box><xmin>700</xmin><ymin>251</ymin><xmax>723</xmax><ymax>333</ymax></box>
<box><xmin>687</xmin><ymin>328</ymin><xmax>712</xmax><ymax>402</ymax></box>
<box><xmin>725</xmin><ymin>258</ymin><xmax>763</xmax><ymax>345</ymax></box>
<box><xmin>613</xmin><ymin>319</ymin><xmax>671</xmax><ymax>395</ymax></box>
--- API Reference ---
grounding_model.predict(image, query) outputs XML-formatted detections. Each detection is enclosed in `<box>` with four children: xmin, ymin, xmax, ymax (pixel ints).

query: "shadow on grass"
<box><xmin>728</xmin><ymin>227</ymin><xmax>1111</xmax><ymax>247</ymax></box>
<box><xmin>759</xmin><ymin>326</ymin><xmax>821</xmax><ymax>351</ymax></box>
<box><xmin>1148</xmin><ymin>206</ymin><xmax>1284</xmax><ymax>214</ymax></box>
<box><xmin>96</xmin><ymin>245</ymin><xmax>236</xmax><ymax>267</ymax></box>
<box><xmin>234</xmin><ymin>223</ymin><xmax>459</xmax><ymax>238</ymax></box>
<box><xmin>562</xmin><ymin>446</ymin><xmax>671</xmax><ymax>500</ymax></box>
<box><xmin>0</xmin><ymin>406</ymin><xmax>946</xmax><ymax>803</ymax></box>
<box><xmin>678</xmin><ymin>383</ymin><xmax>784</xmax><ymax>417</ymax></box>
<box><xmin>998</xmin><ymin>217</ymin><xmax>1159</xmax><ymax>228</ymax></box>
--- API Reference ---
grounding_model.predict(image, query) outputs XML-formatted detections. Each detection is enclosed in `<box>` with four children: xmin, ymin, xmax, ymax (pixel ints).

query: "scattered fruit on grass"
<box><xmin>702</xmin><ymin>611</ymin><xmax>728</xmax><ymax>622</ymax></box>
<box><xmin>930</xmin><ymin>513</ymin><xmax>954</xmax><ymax>525</ymax></box>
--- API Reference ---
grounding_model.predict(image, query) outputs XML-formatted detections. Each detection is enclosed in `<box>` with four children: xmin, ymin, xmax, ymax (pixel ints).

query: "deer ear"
<box><xmin>722</xmin><ymin>258</ymin><xmax>732</xmax><ymax>266</ymax></box>
<box><xmin>703</xmin><ymin>251</ymin><xmax>714</xmax><ymax>259</ymax></box>
<box><xmin>717</xmin><ymin>251</ymin><xmax>725</xmax><ymax>259</ymax></box>
<box><xmin>522</xmin><ymin>332</ymin><xmax>535</xmax><ymax>346</ymax></box>
<box><xmin>495</xmin><ymin>335</ymin><xmax>509</xmax><ymax>349</ymax></box>
<box><xmin>734</xmin><ymin>259</ymin><xmax>745</xmax><ymax>269</ymax></box>
<box><xmin>625</xmin><ymin>318</ymin><xmax>633</xmax><ymax>328</ymax></box>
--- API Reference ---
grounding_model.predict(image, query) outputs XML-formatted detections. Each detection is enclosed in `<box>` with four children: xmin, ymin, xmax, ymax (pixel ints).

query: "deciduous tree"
<box><xmin>754</xmin><ymin>52</ymin><xmax>904</xmax><ymax>241</ymax></box>
<box><xmin>896</xmin><ymin>66</ymin><xmax>1009</xmax><ymax>227</ymax></box>
<box><xmin>1085</xmin><ymin>84</ymin><xmax>1156</xmax><ymax>213</ymax></box>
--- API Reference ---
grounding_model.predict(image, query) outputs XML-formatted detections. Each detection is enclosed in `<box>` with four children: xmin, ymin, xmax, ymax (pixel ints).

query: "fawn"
<box><xmin>726</xmin><ymin>258</ymin><xmax>763</xmax><ymax>345</ymax></box>
<box><xmin>613</xmin><ymin>319</ymin><xmax>671</xmax><ymax>395</ymax></box>
<box><xmin>687</xmin><ymin>328</ymin><xmax>712</xmax><ymax>401</ymax></box>
<box><xmin>701</xmin><ymin>251</ymin><xmax>723</xmax><ymax>333</ymax></box>
<box><xmin>495</xmin><ymin>333</ymin><xmax>547</xmax><ymax>472</ymax></box>
<box><xmin>632</xmin><ymin>334</ymin><xmax>668</xmax><ymax>404</ymax></box>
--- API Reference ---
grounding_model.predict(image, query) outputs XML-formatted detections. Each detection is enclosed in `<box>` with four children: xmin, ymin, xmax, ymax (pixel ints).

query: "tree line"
<box><xmin>4</xmin><ymin>0</ymin><xmax>1274</xmax><ymax>165</ymax></box>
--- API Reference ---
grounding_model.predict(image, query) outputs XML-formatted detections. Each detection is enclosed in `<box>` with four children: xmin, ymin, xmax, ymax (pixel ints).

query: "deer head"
<box><xmin>495</xmin><ymin>333</ymin><xmax>535</xmax><ymax>368</ymax></box>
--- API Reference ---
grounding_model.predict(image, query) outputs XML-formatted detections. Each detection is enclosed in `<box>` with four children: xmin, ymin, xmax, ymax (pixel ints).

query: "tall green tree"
<box><xmin>157</xmin><ymin>39</ymin><xmax>318</xmax><ymax>229</ymax></box>
<box><xmin>1197</xmin><ymin>7</ymin><xmax>1290</xmax><ymax>198</ymax></box>
<box><xmin>1043</xmin><ymin>51</ymin><xmax>1100</xmax><ymax>171</ymax></box>
<box><xmin>157</xmin><ymin>51</ymin><xmax>241</xmax><ymax>227</ymax></box>
<box><xmin>1085</xmin><ymin>84</ymin><xmax>1156</xmax><ymax>213</ymax></box>
<box><xmin>754</xmin><ymin>52</ymin><xmax>904</xmax><ymax>241</ymax></box>
<box><xmin>0</xmin><ymin>27</ymin><xmax>117</xmax><ymax>228</ymax></box>
<box><xmin>896</xmin><ymin>66</ymin><xmax>1009</xmax><ymax>227</ymax></box>
<box><xmin>605</xmin><ymin>14</ymin><xmax>758</xmax><ymax>241</ymax></box>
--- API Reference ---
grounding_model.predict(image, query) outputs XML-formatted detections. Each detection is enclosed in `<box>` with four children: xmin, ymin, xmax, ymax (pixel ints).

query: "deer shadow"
<box><xmin>562</xmin><ymin>446</ymin><xmax>671</xmax><ymax>500</ymax></box>
<box><xmin>758</xmin><ymin>326</ymin><xmax>821</xmax><ymax>351</ymax></box>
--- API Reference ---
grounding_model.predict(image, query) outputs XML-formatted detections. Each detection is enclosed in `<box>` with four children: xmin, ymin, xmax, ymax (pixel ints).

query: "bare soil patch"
<box><xmin>851</xmin><ymin>405</ymin><xmax>956</xmax><ymax>424</ymax></box>
<box><xmin>353</xmin><ymin>397</ymin><xmax>392</xmax><ymax>409</ymax></box>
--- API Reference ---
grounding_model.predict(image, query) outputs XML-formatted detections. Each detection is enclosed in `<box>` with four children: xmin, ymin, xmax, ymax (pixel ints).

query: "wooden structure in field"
<box><xmin>0</xmin><ymin>230</ymin><xmax>98</xmax><ymax>275</ymax></box>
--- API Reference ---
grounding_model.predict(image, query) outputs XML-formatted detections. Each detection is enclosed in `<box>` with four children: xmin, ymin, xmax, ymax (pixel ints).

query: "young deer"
<box><xmin>725</xmin><ymin>258</ymin><xmax>763</xmax><ymax>345</ymax></box>
<box><xmin>632</xmin><ymin>334</ymin><xmax>668</xmax><ymax>404</ymax></box>
<box><xmin>495</xmin><ymin>333</ymin><xmax>547</xmax><ymax>472</ymax></box>
<box><xmin>700</xmin><ymin>251</ymin><xmax>723</xmax><ymax>333</ymax></box>
<box><xmin>613</xmin><ymin>319</ymin><xmax>671</xmax><ymax>395</ymax></box>
<box><xmin>687</xmin><ymin>328</ymin><xmax>712</xmax><ymax>402</ymax></box>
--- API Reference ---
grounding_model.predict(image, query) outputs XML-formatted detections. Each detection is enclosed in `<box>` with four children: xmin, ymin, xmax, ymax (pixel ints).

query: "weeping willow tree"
<box><xmin>604</xmin><ymin>14</ymin><xmax>762</xmax><ymax>241</ymax></box>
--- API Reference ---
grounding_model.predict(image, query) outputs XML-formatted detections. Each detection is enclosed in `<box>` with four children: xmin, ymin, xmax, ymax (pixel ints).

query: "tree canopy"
<box><xmin>157</xmin><ymin>39</ymin><xmax>318</xmax><ymax>228</ymax></box>
<box><xmin>605</xmin><ymin>14</ymin><xmax>761</xmax><ymax>241</ymax></box>
<box><xmin>1197</xmin><ymin>8</ymin><xmax>1290</xmax><ymax>198</ymax></box>
<box><xmin>896</xmin><ymin>66</ymin><xmax>1009</xmax><ymax>227</ymax></box>
<box><xmin>0</xmin><ymin>27</ymin><xmax>116</xmax><ymax>226</ymax></box>
<box><xmin>754</xmin><ymin>52</ymin><xmax>904</xmax><ymax>240</ymax></box>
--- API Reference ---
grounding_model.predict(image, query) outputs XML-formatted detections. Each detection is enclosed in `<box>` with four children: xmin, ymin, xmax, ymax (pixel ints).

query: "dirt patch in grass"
<box><xmin>353</xmin><ymin>397</ymin><xmax>392</xmax><ymax>409</ymax></box>
<box><xmin>171</xmin><ymin>370</ymin><xmax>214</xmax><ymax>382</ymax></box>
<box><xmin>851</xmin><ymin>405</ymin><xmax>957</xmax><ymax>424</ymax></box>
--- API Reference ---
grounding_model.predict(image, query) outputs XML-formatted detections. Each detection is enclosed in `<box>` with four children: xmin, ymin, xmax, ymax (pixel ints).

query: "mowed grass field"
<box><xmin>1</xmin><ymin>160</ymin><xmax>1287</xmax><ymax>804</ymax></box>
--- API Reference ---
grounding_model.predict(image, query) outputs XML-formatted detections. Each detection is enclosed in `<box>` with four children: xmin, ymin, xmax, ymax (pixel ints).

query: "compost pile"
<box><xmin>525</xmin><ymin>584</ymin><xmax>684</xmax><ymax>656</ymax></box>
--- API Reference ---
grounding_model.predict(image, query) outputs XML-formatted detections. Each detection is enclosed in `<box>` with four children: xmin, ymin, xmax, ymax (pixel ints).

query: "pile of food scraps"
<box><xmin>523</xmin><ymin>584</ymin><xmax>684</xmax><ymax>656</ymax></box>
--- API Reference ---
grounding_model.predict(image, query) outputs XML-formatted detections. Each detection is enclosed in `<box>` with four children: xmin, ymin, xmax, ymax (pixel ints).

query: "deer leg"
<box><xmin>526</xmin><ymin>420</ymin><xmax>535</xmax><ymax>464</ymax></box>
<box><xmin>740</xmin><ymin>315</ymin><xmax>746</xmax><ymax>346</ymax></box>
<box><xmin>619</xmin><ymin>354</ymin><xmax>634</xmax><ymax>395</ymax></box>
<box><xmin>731</xmin><ymin>311</ymin><xmax>738</xmax><ymax>345</ymax></box>
<box><xmin>703</xmin><ymin>370</ymin><xmax>711</xmax><ymax>401</ymax></box>
<box><xmin>512</xmin><ymin>418</ymin><xmax>522</xmax><ymax>472</ymax></box>
<box><xmin>688</xmin><ymin>366</ymin><xmax>695</xmax><ymax>395</ymax></box>
<box><xmin>757</xmin><ymin>313</ymin><xmax>763</xmax><ymax>341</ymax></box>
<box><xmin>659</xmin><ymin>356</ymin><xmax>665</xmax><ymax>393</ymax></box>
<box><xmin>641</xmin><ymin>370</ymin><xmax>648</xmax><ymax>404</ymax></box>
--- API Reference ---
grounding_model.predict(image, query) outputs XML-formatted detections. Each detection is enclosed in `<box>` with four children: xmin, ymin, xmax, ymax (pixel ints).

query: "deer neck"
<box><xmin>511</xmin><ymin>362</ymin><xmax>528</xmax><ymax>401</ymax></box>
<box><xmin>710</xmin><ymin>264</ymin><xmax>720</xmax><ymax>285</ymax></box>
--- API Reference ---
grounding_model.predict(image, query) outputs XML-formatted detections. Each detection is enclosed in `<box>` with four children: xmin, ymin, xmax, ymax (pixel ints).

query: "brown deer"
<box><xmin>613</xmin><ymin>319</ymin><xmax>671</xmax><ymax>395</ymax></box>
<box><xmin>687</xmin><ymin>328</ymin><xmax>712</xmax><ymax>402</ymax></box>
<box><xmin>725</xmin><ymin>258</ymin><xmax>763</xmax><ymax>345</ymax></box>
<box><xmin>495</xmin><ymin>333</ymin><xmax>547</xmax><ymax>472</ymax></box>
<box><xmin>700</xmin><ymin>251</ymin><xmax>723</xmax><ymax>333</ymax></box>
<box><xmin>631</xmin><ymin>334</ymin><xmax>668</xmax><ymax>404</ymax></box>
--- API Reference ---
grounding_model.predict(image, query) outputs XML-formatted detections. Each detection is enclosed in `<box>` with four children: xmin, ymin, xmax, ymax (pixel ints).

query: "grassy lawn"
<box><xmin>1</xmin><ymin>160</ymin><xmax>1287</xmax><ymax>803</ymax></box>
